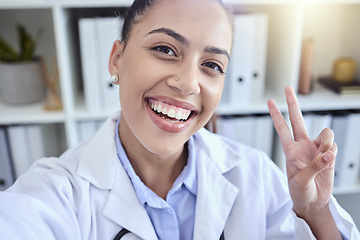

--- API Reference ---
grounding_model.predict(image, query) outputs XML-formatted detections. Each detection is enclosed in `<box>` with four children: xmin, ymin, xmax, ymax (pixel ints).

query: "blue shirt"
<box><xmin>115</xmin><ymin>120</ymin><xmax>197</xmax><ymax>240</ymax></box>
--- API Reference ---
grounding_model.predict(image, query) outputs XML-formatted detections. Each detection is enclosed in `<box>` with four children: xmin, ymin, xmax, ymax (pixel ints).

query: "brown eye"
<box><xmin>202</xmin><ymin>62</ymin><xmax>224</xmax><ymax>74</ymax></box>
<box><xmin>152</xmin><ymin>46</ymin><xmax>176</xmax><ymax>56</ymax></box>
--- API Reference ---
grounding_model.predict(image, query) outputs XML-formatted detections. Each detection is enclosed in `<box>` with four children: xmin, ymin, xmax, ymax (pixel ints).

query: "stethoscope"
<box><xmin>114</xmin><ymin>228</ymin><xmax>225</xmax><ymax>240</ymax></box>
<box><xmin>114</xmin><ymin>228</ymin><xmax>130</xmax><ymax>240</ymax></box>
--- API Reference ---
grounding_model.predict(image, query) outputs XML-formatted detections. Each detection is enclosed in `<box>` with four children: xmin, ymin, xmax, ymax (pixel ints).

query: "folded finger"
<box><xmin>314</xmin><ymin>128</ymin><xmax>335</xmax><ymax>155</ymax></box>
<box><xmin>295</xmin><ymin>151</ymin><xmax>335</xmax><ymax>187</ymax></box>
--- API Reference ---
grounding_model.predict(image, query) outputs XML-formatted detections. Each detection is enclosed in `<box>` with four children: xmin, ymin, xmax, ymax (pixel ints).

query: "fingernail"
<box><xmin>324</xmin><ymin>152</ymin><xmax>333</xmax><ymax>162</ymax></box>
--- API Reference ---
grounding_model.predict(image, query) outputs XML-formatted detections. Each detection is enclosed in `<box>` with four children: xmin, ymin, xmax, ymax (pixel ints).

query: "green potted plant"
<box><xmin>0</xmin><ymin>24</ymin><xmax>45</xmax><ymax>105</ymax></box>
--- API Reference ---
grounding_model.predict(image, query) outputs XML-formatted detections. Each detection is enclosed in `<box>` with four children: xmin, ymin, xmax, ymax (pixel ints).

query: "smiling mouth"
<box><xmin>147</xmin><ymin>98</ymin><xmax>194</xmax><ymax>123</ymax></box>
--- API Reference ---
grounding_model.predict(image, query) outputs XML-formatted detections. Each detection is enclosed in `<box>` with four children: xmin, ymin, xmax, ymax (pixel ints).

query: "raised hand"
<box><xmin>267</xmin><ymin>86</ymin><xmax>341</xmax><ymax>239</ymax></box>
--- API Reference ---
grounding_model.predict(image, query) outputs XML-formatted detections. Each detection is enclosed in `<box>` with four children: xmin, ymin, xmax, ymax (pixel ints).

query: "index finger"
<box><xmin>267</xmin><ymin>98</ymin><xmax>293</xmax><ymax>146</ymax></box>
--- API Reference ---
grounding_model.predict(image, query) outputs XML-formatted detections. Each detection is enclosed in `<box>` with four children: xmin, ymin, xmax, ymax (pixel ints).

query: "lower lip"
<box><xmin>145</xmin><ymin>100</ymin><xmax>194</xmax><ymax>133</ymax></box>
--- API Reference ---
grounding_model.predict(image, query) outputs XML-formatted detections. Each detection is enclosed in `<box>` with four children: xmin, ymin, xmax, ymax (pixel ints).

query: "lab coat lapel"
<box><xmin>102</xmin><ymin>162</ymin><xmax>158</xmax><ymax>240</ymax></box>
<box><xmin>193</xmin><ymin>147</ymin><xmax>239</xmax><ymax>240</ymax></box>
<box><xmin>77</xmin><ymin>113</ymin><xmax>157</xmax><ymax>240</ymax></box>
<box><xmin>192</xmin><ymin>129</ymin><xmax>241</xmax><ymax>240</ymax></box>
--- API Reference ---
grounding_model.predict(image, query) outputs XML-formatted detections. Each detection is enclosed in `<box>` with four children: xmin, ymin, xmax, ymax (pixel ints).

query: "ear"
<box><xmin>108</xmin><ymin>40</ymin><xmax>124</xmax><ymax>74</ymax></box>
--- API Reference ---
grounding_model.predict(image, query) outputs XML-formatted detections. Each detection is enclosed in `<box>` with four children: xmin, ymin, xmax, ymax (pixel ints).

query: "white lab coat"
<box><xmin>0</xmin><ymin>112</ymin><xmax>358</xmax><ymax>240</ymax></box>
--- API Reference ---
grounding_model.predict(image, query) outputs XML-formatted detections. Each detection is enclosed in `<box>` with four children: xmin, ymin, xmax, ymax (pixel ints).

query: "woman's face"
<box><xmin>112</xmin><ymin>0</ymin><xmax>232</xmax><ymax>157</ymax></box>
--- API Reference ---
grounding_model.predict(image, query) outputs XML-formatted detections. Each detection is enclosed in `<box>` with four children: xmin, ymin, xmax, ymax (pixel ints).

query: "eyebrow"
<box><xmin>147</xmin><ymin>27</ymin><xmax>189</xmax><ymax>46</ymax></box>
<box><xmin>204</xmin><ymin>46</ymin><xmax>230</xmax><ymax>61</ymax></box>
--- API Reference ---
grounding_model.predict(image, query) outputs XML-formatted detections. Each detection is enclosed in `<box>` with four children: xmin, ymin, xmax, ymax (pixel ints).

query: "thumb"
<box><xmin>296</xmin><ymin>151</ymin><xmax>335</xmax><ymax>186</ymax></box>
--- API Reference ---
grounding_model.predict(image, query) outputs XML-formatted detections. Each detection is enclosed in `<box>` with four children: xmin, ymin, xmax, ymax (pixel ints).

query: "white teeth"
<box><xmin>162</xmin><ymin>107</ymin><xmax>168</xmax><ymax>115</ymax></box>
<box><xmin>168</xmin><ymin>109</ymin><xmax>175</xmax><ymax>118</ymax></box>
<box><xmin>149</xmin><ymin>100</ymin><xmax>192</xmax><ymax>121</ymax></box>
<box><xmin>175</xmin><ymin>111</ymin><xmax>183</xmax><ymax>120</ymax></box>
<box><xmin>184</xmin><ymin>111</ymin><xmax>190</xmax><ymax>120</ymax></box>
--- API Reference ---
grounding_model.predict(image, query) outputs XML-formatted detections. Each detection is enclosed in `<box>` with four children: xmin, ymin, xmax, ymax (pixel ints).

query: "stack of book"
<box><xmin>319</xmin><ymin>76</ymin><xmax>360</xmax><ymax>95</ymax></box>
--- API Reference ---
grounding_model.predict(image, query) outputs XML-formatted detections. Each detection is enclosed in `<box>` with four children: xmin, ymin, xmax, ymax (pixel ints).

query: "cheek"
<box><xmin>199</xmin><ymin>80</ymin><xmax>224</xmax><ymax>127</ymax></box>
<box><xmin>204</xmin><ymin>80</ymin><xmax>224</xmax><ymax>109</ymax></box>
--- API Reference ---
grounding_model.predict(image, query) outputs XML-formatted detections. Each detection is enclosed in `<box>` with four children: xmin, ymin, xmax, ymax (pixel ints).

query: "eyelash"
<box><xmin>151</xmin><ymin>45</ymin><xmax>177</xmax><ymax>57</ymax></box>
<box><xmin>201</xmin><ymin>62</ymin><xmax>224</xmax><ymax>74</ymax></box>
<box><xmin>151</xmin><ymin>45</ymin><xmax>225</xmax><ymax>74</ymax></box>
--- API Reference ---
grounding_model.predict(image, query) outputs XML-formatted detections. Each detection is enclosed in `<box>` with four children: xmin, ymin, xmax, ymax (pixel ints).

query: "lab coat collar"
<box><xmin>195</xmin><ymin>128</ymin><xmax>242</xmax><ymax>174</ymax></box>
<box><xmin>192</xmin><ymin>129</ymin><xmax>240</xmax><ymax>239</ymax></box>
<box><xmin>77</xmin><ymin>112</ymin><xmax>158</xmax><ymax>240</ymax></box>
<box><xmin>77</xmin><ymin>113</ymin><xmax>119</xmax><ymax>190</ymax></box>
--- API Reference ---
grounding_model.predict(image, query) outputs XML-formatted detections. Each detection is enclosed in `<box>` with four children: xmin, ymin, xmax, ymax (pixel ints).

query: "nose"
<box><xmin>166</xmin><ymin>65</ymin><xmax>201</xmax><ymax>96</ymax></box>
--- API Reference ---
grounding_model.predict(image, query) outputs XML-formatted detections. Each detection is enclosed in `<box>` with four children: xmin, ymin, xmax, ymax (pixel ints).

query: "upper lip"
<box><xmin>146</xmin><ymin>96</ymin><xmax>198</xmax><ymax>112</ymax></box>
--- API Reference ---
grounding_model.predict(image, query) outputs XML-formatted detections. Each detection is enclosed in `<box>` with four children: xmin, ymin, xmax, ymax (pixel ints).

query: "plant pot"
<box><xmin>0</xmin><ymin>60</ymin><xmax>46</xmax><ymax>105</ymax></box>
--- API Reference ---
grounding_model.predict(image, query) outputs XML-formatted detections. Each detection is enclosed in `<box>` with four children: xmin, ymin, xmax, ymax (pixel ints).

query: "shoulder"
<box><xmin>7</xmin><ymin>112</ymin><xmax>121</xmax><ymax>202</ymax></box>
<box><xmin>7</xmin><ymin>140</ymin><xmax>88</xmax><ymax>200</ymax></box>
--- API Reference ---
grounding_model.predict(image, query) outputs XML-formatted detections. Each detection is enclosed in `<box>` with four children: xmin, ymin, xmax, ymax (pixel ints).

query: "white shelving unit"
<box><xmin>1</xmin><ymin>0</ymin><xmax>359</xmax><ymax>226</ymax></box>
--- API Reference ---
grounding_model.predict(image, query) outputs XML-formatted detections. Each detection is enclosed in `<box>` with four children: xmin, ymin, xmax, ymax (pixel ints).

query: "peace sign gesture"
<box><xmin>267</xmin><ymin>87</ymin><xmax>342</xmax><ymax>239</ymax></box>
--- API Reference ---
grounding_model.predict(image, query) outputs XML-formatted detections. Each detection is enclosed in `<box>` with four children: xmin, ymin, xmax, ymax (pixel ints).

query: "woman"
<box><xmin>0</xmin><ymin>0</ymin><xmax>359</xmax><ymax>239</ymax></box>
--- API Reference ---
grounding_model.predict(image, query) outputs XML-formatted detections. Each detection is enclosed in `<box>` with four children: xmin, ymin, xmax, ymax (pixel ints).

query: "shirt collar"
<box><xmin>176</xmin><ymin>136</ymin><xmax>197</xmax><ymax>196</ymax></box>
<box><xmin>115</xmin><ymin>120</ymin><xmax>197</xmax><ymax>206</ymax></box>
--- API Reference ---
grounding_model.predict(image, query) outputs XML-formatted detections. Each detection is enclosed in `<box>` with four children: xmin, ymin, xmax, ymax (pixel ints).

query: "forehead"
<box><xmin>131</xmin><ymin>0</ymin><xmax>232</xmax><ymax>51</ymax></box>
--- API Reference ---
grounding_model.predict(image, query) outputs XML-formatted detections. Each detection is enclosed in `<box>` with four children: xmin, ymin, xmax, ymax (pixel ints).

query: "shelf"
<box><xmin>216</xmin><ymin>100</ymin><xmax>270</xmax><ymax>115</ymax></box>
<box><xmin>297</xmin><ymin>83</ymin><xmax>360</xmax><ymax>112</ymax></box>
<box><xmin>73</xmin><ymin>97</ymin><xmax>119</xmax><ymax>121</ymax></box>
<box><xmin>0</xmin><ymin>101</ymin><xmax>65</xmax><ymax>125</ymax></box>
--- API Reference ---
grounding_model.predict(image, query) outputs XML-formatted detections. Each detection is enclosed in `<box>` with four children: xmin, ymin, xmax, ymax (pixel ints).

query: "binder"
<box><xmin>235</xmin><ymin>115</ymin><xmax>254</xmax><ymax>146</ymax></box>
<box><xmin>253</xmin><ymin>115</ymin><xmax>274</xmax><ymax>157</ymax></box>
<box><xmin>331</xmin><ymin>111</ymin><xmax>349</xmax><ymax>187</ymax></box>
<box><xmin>96</xmin><ymin>17</ymin><xmax>124</xmax><ymax>111</ymax></box>
<box><xmin>337</xmin><ymin>112</ymin><xmax>360</xmax><ymax>187</ymax></box>
<box><xmin>0</xmin><ymin>128</ymin><xmax>15</xmax><ymax>190</ymax></box>
<box><xmin>79</xmin><ymin>18</ymin><xmax>103</xmax><ymax>112</ymax></box>
<box><xmin>7</xmin><ymin>125</ymin><xmax>31</xmax><ymax>178</ymax></box>
<box><xmin>251</xmin><ymin>14</ymin><xmax>268</xmax><ymax>102</ymax></box>
<box><xmin>217</xmin><ymin>117</ymin><xmax>237</xmax><ymax>141</ymax></box>
<box><xmin>41</xmin><ymin>123</ymin><xmax>64</xmax><ymax>158</ymax></box>
<box><xmin>303</xmin><ymin>113</ymin><xmax>314</xmax><ymax>139</ymax></box>
<box><xmin>309</xmin><ymin>112</ymin><xmax>332</xmax><ymax>140</ymax></box>
<box><xmin>227</xmin><ymin>14</ymin><xmax>256</xmax><ymax>106</ymax></box>
<box><xmin>26</xmin><ymin>125</ymin><xmax>46</xmax><ymax>163</ymax></box>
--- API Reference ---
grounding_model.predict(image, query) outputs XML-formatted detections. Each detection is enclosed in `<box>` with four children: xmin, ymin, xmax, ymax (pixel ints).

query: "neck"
<box><xmin>119</xmin><ymin>114</ymin><xmax>188</xmax><ymax>199</ymax></box>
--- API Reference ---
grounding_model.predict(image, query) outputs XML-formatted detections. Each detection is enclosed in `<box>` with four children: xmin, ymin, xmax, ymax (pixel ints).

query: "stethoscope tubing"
<box><xmin>113</xmin><ymin>228</ymin><xmax>130</xmax><ymax>240</ymax></box>
<box><xmin>114</xmin><ymin>228</ymin><xmax>225</xmax><ymax>240</ymax></box>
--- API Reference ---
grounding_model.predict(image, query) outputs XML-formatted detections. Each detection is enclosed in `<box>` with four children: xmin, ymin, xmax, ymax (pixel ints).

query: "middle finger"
<box><xmin>285</xmin><ymin>86</ymin><xmax>309</xmax><ymax>141</ymax></box>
